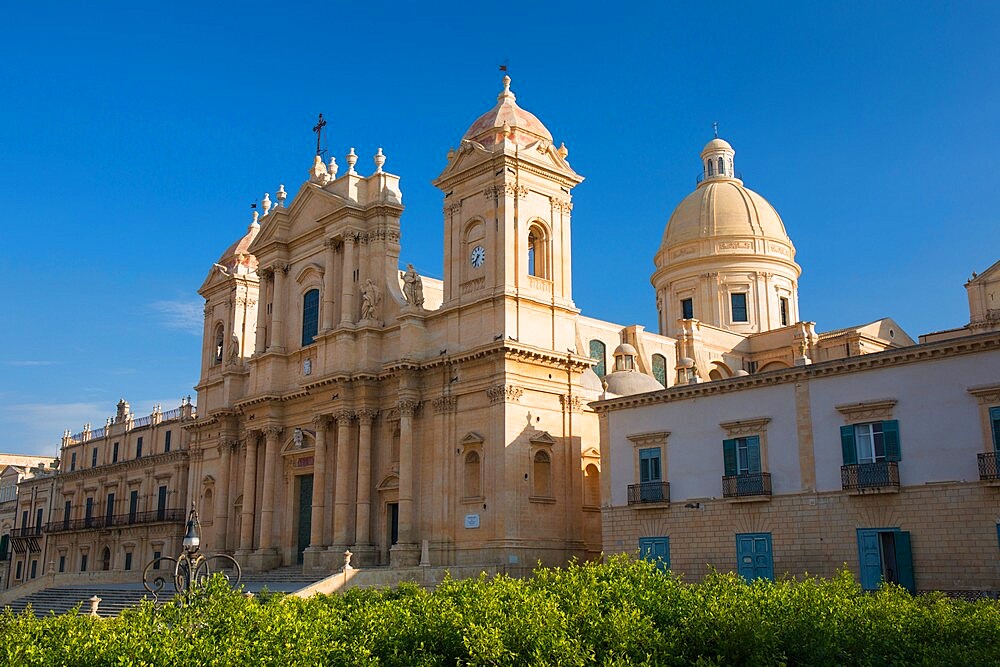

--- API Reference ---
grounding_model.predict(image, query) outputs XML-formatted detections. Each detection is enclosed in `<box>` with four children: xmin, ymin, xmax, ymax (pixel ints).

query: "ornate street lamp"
<box><xmin>143</xmin><ymin>503</ymin><xmax>241</xmax><ymax>604</ymax></box>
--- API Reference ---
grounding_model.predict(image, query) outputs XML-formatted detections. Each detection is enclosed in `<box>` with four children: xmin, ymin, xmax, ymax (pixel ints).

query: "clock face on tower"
<box><xmin>470</xmin><ymin>245</ymin><xmax>486</xmax><ymax>268</ymax></box>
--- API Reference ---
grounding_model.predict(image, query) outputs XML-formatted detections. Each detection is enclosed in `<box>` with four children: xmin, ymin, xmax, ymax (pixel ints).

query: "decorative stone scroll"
<box><xmin>719</xmin><ymin>417</ymin><xmax>771</xmax><ymax>438</ymax></box>
<box><xmin>433</xmin><ymin>395</ymin><xmax>458</xmax><ymax>414</ymax></box>
<box><xmin>487</xmin><ymin>384</ymin><xmax>523</xmax><ymax>404</ymax></box>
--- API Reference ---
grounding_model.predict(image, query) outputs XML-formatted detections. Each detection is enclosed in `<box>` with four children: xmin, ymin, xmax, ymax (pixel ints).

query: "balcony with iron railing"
<box><xmin>627</xmin><ymin>481</ymin><xmax>670</xmax><ymax>505</ymax></box>
<box><xmin>722</xmin><ymin>472</ymin><xmax>772</xmax><ymax>500</ymax></box>
<box><xmin>16</xmin><ymin>526</ymin><xmax>43</xmax><ymax>538</ymax></box>
<box><xmin>47</xmin><ymin>508</ymin><xmax>186</xmax><ymax>534</ymax></box>
<box><xmin>841</xmin><ymin>461</ymin><xmax>899</xmax><ymax>493</ymax></box>
<box><xmin>978</xmin><ymin>451</ymin><xmax>1000</xmax><ymax>481</ymax></box>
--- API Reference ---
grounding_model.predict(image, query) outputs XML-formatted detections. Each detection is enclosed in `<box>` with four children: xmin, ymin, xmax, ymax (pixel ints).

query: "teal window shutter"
<box><xmin>893</xmin><ymin>531</ymin><xmax>915</xmax><ymax>593</ymax></box>
<box><xmin>723</xmin><ymin>438</ymin><xmax>737</xmax><ymax>476</ymax></box>
<box><xmin>746</xmin><ymin>436</ymin><xmax>761</xmax><ymax>474</ymax></box>
<box><xmin>639</xmin><ymin>447</ymin><xmax>661</xmax><ymax>482</ymax></box>
<box><xmin>990</xmin><ymin>407</ymin><xmax>1000</xmax><ymax>451</ymax></box>
<box><xmin>840</xmin><ymin>425</ymin><xmax>857</xmax><ymax>465</ymax></box>
<box><xmin>882</xmin><ymin>420</ymin><xmax>901</xmax><ymax>462</ymax></box>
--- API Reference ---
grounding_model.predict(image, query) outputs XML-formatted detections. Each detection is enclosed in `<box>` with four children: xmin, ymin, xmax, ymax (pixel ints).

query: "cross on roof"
<box><xmin>313</xmin><ymin>113</ymin><xmax>327</xmax><ymax>156</ymax></box>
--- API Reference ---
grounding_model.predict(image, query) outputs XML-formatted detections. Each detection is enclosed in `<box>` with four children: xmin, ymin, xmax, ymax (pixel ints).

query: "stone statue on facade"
<box><xmin>402</xmin><ymin>264</ymin><xmax>424</xmax><ymax>308</ymax></box>
<box><xmin>227</xmin><ymin>333</ymin><xmax>240</xmax><ymax>363</ymax></box>
<box><xmin>361</xmin><ymin>279</ymin><xmax>381</xmax><ymax>321</ymax></box>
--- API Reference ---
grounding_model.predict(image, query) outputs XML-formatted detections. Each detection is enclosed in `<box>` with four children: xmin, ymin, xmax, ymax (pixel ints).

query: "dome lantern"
<box><xmin>700</xmin><ymin>137</ymin><xmax>737</xmax><ymax>183</ymax></box>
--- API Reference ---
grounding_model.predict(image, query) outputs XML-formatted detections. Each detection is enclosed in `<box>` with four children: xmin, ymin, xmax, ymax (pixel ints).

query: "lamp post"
<box><xmin>142</xmin><ymin>502</ymin><xmax>241</xmax><ymax>604</ymax></box>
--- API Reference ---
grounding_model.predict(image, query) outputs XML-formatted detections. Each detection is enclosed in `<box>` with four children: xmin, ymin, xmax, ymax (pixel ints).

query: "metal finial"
<box><xmin>312</xmin><ymin>113</ymin><xmax>327</xmax><ymax>156</ymax></box>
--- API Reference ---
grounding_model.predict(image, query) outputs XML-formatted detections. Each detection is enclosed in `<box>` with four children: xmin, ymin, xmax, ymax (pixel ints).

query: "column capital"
<box><xmin>263</xmin><ymin>425</ymin><xmax>284</xmax><ymax>440</ymax></box>
<box><xmin>398</xmin><ymin>399</ymin><xmax>419</xmax><ymax>417</ymax></box>
<box><xmin>312</xmin><ymin>414</ymin><xmax>332</xmax><ymax>429</ymax></box>
<box><xmin>356</xmin><ymin>408</ymin><xmax>379</xmax><ymax>425</ymax></box>
<box><xmin>334</xmin><ymin>409</ymin><xmax>355</xmax><ymax>424</ymax></box>
<box><xmin>323</xmin><ymin>237</ymin><xmax>341</xmax><ymax>251</ymax></box>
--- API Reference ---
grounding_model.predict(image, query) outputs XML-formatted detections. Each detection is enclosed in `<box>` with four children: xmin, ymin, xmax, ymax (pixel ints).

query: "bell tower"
<box><xmin>433</xmin><ymin>76</ymin><xmax>584</xmax><ymax>349</ymax></box>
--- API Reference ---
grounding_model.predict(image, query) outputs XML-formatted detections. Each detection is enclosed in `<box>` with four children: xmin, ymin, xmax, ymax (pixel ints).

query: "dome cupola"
<box><xmin>461</xmin><ymin>76</ymin><xmax>553</xmax><ymax>149</ymax></box>
<box><xmin>651</xmin><ymin>135</ymin><xmax>802</xmax><ymax>338</ymax></box>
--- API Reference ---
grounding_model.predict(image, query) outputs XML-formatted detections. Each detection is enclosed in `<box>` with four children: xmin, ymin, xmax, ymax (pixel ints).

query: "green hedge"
<box><xmin>2</xmin><ymin>556</ymin><xmax>999</xmax><ymax>665</ymax></box>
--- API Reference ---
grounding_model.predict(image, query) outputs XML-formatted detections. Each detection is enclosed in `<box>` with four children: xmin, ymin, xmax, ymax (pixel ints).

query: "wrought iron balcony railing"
<box><xmin>627</xmin><ymin>481</ymin><xmax>670</xmax><ymax>505</ymax></box>
<box><xmin>47</xmin><ymin>508</ymin><xmax>186</xmax><ymax>534</ymax></box>
<box><xmin>722</xmin><ymin>472</ymin><xmax>772</xmax><ymax>498</ymax></box>
<box><xmin>16</xmin><ymin>526</ymin><xmax>43</xmax><ymax>537</ymax></box>
<box><xmin>978</xmin><ymin>451</ymin><xmax>1000</xmax><ymax>481</ymax></box>
<box><xmin>841</xmin><ymin>461</ymin><xmax>899</xmax><ymax>491</ymax></box>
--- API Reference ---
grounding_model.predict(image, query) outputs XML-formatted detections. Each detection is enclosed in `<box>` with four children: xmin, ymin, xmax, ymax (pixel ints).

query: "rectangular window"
<box><xmin>639</xmin><ymin>537</ymin><xmax>670</xmax><ymax>571</ymax></box>
<box><xmin>723</xmin><ymin>436</ymin><xmax>761</xmax><ymax>476</ymax></box>
<box><xmin>681</xmin><ymin>298</ymin><xmax>694</xmax><ymax>320</ymax></box>
<box><xmin>112</xmin><ymin>442</ymin><xmax>119</xmax><ymax>463</ymax></box>
<box><xmin>80</xmin><ymin>554</ymin><xmax>88</xmax><ymax>572</ymax></box>
<box><xmin>157</xmin><ymin>486</ymin><xmax>167</xmax><ymax>520</ymax></box>
<box><xmin>153</xmin><ymin>550</ymin><xmax>161</xmax><ymax>570</ymax></box>
<box><xmin>779</xmin><ymin>297</ymin><xmax>789</xmax><ymax>326</ymax></box>
<box><xmin>85</xmin><ymin>497</ymin><xmax>93</xmax><ymax>527</ymax></box>
<box><xmin>91</xmin><ymin>448</ymin><xmax>98</xmax><ymax>468</ymax></box>
<box><xmin>30</xmin><ymin>560</ymin><xmax>37</xmax><ymax>579</ymax></box>
<box><xmin>0</xmin><ymin>534</ymin><xmax>8</xmax><ymax>560</ymax></box>
<box><xmin>136</xmin><ymin>437</ymin><xmax>143</xmax><ymax>459</ymax></box>
<box><xmin>70</xmin><ymin>453</ymin><xmax>76</xmax><ymax>471</ymax></box>
<box><xmin>129</xmin><ymin>490</ymin><xmax>139</xmax><ymax>523</ymax></box>
<box><xmin>64</xmin><ymin>500</ymin><xmax>71</xmax><ymax>530</ymax></box>
<box><xmin>35</xmin><ymin>508</ymin><xmax>43</xmax><ymax>532</ymax></box>
<box><xmin>124</xmin><ymin>552</ymin><xmax>133</xmax><ymax>571</ymax></box>
<box><xmin>105</xmin><ymin>493</ymin><xmax>115</xmax><ymax>525</ymax></box>
<box><xmin>731</xmin><ymin>293</ymin><xmax>748</xmax><ymax>323</ymax></box>
<box><xmin>991</xmin><ymin>406</ymin><xmax>1000</xmax><ymax>451</ymax></box>
<box><xmin>841</xmin><ymin>421</ymin><xmax>901</xmax><ymax>464</ymax></box>
<box><xmin>638</xmin><ymin>447</ymin><xmax>662</xmax><ymax>483</ymax></box>
<box><xmin>164</xmin><ymin>430</ymin><xmax>172</xmax><ymax>453</ymax></box>
<box><xmin>15</xmin><ymin>562</ymin><xmax>22</xmax><ymax>579</ymax></box>
<box><xmin>301</xmin><ymin>289</ymin><xmax>320</xmax><ymax>346</ymax></box>
<box><xmin>58</xmin><ymin>555</ymin><xmax>65</xmax><ymax>573</ymax></box>
<box><xmin>20</xmin><ymin>510</ymin><xmax>28</xmax><ymax>533</ymax></box>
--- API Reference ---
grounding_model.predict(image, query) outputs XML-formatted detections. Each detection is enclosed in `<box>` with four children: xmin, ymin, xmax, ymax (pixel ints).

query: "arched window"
<box><xmin>533</xmin><ymin>450</ymin><xmax>552</xmax><ymax>497</ymax></box>
<box><xmin>589</xmin><ymin>340</ymin><xmax>607</xmax><ymax>377</ymax></box>
<box><xmin>527</xmin><ymin>223</ymin><xmax>548</xmax><ymax>279</ymax></box>
<box><xmin>101</xmin><ymin>546</ymin><xmax>111</xmax><ymax>571</ymax></box>
<box><xmin>652</xmin><ymin>354</ymin><xmax>667</xmax><ymax>387</ymax></box>
<box><xmin>707</xmin><ymin>160</ymin><xmax>714</xmax><ymax>176</ymax></box>
<box><xmin>718</xmin><ymin>157</ymin><xmax>725</xmax><ymax>175</ymax></box>
<box><xmin>583</xmin><ymin>464</ymin><xmax>600</xmax><ymax>508</ymax></box>
<box><xmin>213</xmin><ymin>324</ymin><xmax>224</xmax><ymax>365</ymax></box>
<box><xmin>202</xmin><ymin>488</ymin><xmax>215</xmax><ymax>526</ymax></box>
<box><xmin>301</xmin><ymin>289</ymin><xmax>319</xmax><ymax>347</ymax></box>
<box><xmin>464</xmin><ymin>451</ymin><xmax>481</xmax><ymax>498</ymax></box>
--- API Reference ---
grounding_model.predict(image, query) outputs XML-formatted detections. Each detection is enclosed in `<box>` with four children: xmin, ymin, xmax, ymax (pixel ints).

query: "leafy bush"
<box><xmin>1</xmin><ymin>556</ymin><xmax>998</xmax><ymax>665</ymax></box>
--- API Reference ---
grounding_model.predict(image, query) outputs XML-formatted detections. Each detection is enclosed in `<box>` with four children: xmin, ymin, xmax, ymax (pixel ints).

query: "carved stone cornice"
<box><xmin>487</xmin><ymin>384</ymin><xmax>523</xmax><ymax>404</ymax></box>
<box><xmin>968</xmin><ymin>383</ymin><xmax>1000</xmax><ymax>404</ymax></box>
<box><xmin>719</xmin><ymin>417</ymin><xmax>771</xmax><ymax>438</ymax></box>
<box><xmin>432</xmin><ymin>395</ymin><xmax>458</xmax><ymax>414</ymax></box>
<box><xmin>835</xmin><ymin>400</ymin><xmax>896</xmax><ymax>423</ymax></box>
<box><xmin>626</xmin><ymin>431</ymin><xmax>669</xmax><ymax>448</ymax></box>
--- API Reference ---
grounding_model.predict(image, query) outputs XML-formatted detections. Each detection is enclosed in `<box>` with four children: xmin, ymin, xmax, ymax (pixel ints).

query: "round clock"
<box><xmin>470</xmin><ymin>245</ymin><xmax>486</xmax><ymax>268</ymax></box>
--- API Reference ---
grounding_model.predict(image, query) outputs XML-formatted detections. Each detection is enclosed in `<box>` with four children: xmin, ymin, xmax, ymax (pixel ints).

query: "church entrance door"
<box><xmin>388</xmin><ymin>503</ymin><xmax>399</xmax><ymax>546</ymax></box>
<box><xmin>296</xmin><ymin>475</ymin><xmax>313</xmax><ymax>564</ymax></box>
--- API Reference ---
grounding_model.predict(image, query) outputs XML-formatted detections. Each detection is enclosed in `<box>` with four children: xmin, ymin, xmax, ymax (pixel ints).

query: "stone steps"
<box><xmin>3</xmin><ymin>587</ymin><xmax>152</xmax><ymax>618</ymax></box>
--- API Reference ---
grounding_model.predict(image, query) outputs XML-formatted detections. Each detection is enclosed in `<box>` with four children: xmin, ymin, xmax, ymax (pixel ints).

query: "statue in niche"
<box><xmin>361</xmin><ymin>279</ymin><xmax>381</xmax><ymax>321</ymax></box>
<box><xmin>402</xmin><ymin>264</ymin><xmax>424</xmax><ymax>308</ymax></box>
<box><xmin>228</xmin><ymin>333</ymin><xmax>240</xmax><ymax>363</ymax></box>
<box><xmin>293</xmin><ymin>427</ymin><xmax>304</xmax><ymax>449</ymax></box>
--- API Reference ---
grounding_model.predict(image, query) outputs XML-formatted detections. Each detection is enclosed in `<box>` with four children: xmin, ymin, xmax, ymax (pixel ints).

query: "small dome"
<box><xmin>701</xmin><ymin>137</ymin><xmax>733</xmax><ymax>154</ymax></box>
<box><xmin>579</xmin><ymin>368</ymin><xmax>603</xmax><ymax>393</ymax></box>
<box><xmin>612</xmin><ymin>343</ymin><xmax>638</xmax><ymax>358</ymax></box>
<box><xmin>661</xmin><ymin>180</ymin><xmax>791</xmax><ymax>249</ymax></box>
<box><xmin>462</xmin><ymin>76</ymin><xmax>553</xmax><ymax>149</ymax></box>
<box><xmin>217</xmin><ymin>221</ymin><xmax>260</xmax><ymax>274</ymax></box>
<box><xmin>604</xmin><ymin>370</ymin><xmax>664</xmax><ymax>396</ymax></box>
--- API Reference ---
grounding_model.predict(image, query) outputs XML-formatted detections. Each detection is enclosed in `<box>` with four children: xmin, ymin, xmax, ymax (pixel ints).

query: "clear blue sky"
<box><xmin>2</xmin><ymin>2</ymin><xmax>998</xmax><ymax>456</ymax></box>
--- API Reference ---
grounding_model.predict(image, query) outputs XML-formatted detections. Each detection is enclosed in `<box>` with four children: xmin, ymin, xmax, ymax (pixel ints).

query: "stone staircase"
<box><xmin>237</xmin><ymin>564</ymin><xmax>321</xmax><ymax>591</ymax></box>
<box><xmin>3</xmin><ymin>587</ymin><xmax>151</xmax><ymax>618</ymax></box>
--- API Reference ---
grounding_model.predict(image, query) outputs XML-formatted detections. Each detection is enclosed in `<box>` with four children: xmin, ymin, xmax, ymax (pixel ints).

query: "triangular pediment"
<box><xmin>529</xmin><ymin>431</ymin><xmax>557</xmax><ymax>446</ymax></box>
<box><xmin>582</xmin><ymin>446</ymin><xmax>601</xmax><ymax>459</ymax></box>
<box><xmin>461</xmin><ymin>431</ymin><xmax>485</xmax><ymax>445</ymax></box>
<box><xmin>248</xmin><ymin>184</ymin><xmax>353</xmax><ymax>255</ymax></box>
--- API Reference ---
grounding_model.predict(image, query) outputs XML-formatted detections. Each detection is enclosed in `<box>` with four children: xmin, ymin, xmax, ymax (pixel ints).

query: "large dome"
<box><xmin>661</xmin><ymin>180</ymin><xmax>791</xmax><ymax>248</ymax></box>
<box><xmin>462</xmin><ymin>76</ymin><xmax>553</xmax><ymax>149</ymax></box>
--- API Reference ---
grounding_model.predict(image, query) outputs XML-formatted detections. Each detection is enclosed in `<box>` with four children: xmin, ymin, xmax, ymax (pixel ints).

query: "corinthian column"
<box><xmin>322</xmin><ymin>239</ymin><xmax>337</xmax><ymax>331</ymax></box>
<box><xmin>270</xmin><ymin>265</ymin><xmax>287</xmax><ymax>352</ymax></box>
<box><xmin>215</xmin><ymin>439</ymin><xmax>233</xmax><ymax>552</ymax></box>
<box><xmin>339</xmin><ymin>234</ymin><xmax>356</xmax><ymax>325</ymax></box>
<box><xmin>237</xmin><ymin>433</ymin><xmax>259</xmax><ymax>554</ymax></box>
<box><xmin>309</xmin><ymin>415</ymin><xmax>330</xmax><ymax>548</ymax></box>
<box><xmin>396</xmin><ymin>400</ymin><xmax>418</xmax><ymax>546</ymax></box>
<box><xmin>332</xmin><ymin>410</ymin><xmax>354</xmax><ymax>548</ymax></box>
<box><xmin>257</xmin><ymin>426</ymin><xmax>282</xmax><ymax>551</ymax></box>
<box><xmin>354</xmin><ymin>409</ymin><xmax>377</xmax><ymax>546</ymax></box>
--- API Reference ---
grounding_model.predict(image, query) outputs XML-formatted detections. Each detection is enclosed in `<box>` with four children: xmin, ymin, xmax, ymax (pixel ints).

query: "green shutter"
<box><xmin>882</xmin><ymin>420</ymin><xmax>901</xmax><ymax>462</ymax></box>
<box><xmin>893</xmin><ymin>531</ymin><xmax>915</xmax><ymax>594</ymax></box>
<box><xmin>723</xmin><ymin>439</ymin><xmax>737</xmax><ymax>476</ymax></box>
<box><xmin>990</xmin><ymin>407</ymin><xmax>1000</xmax><ymax>451</ymax></box>
<box><xmin>840</xmin><ymin>425</ymin><xmax>857</xmax><ymax>465</ymax></box>
<box><xmin>747</xmin><ymin>436</ymin><xmax>761</xmax><ymax>474</ymax></box>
